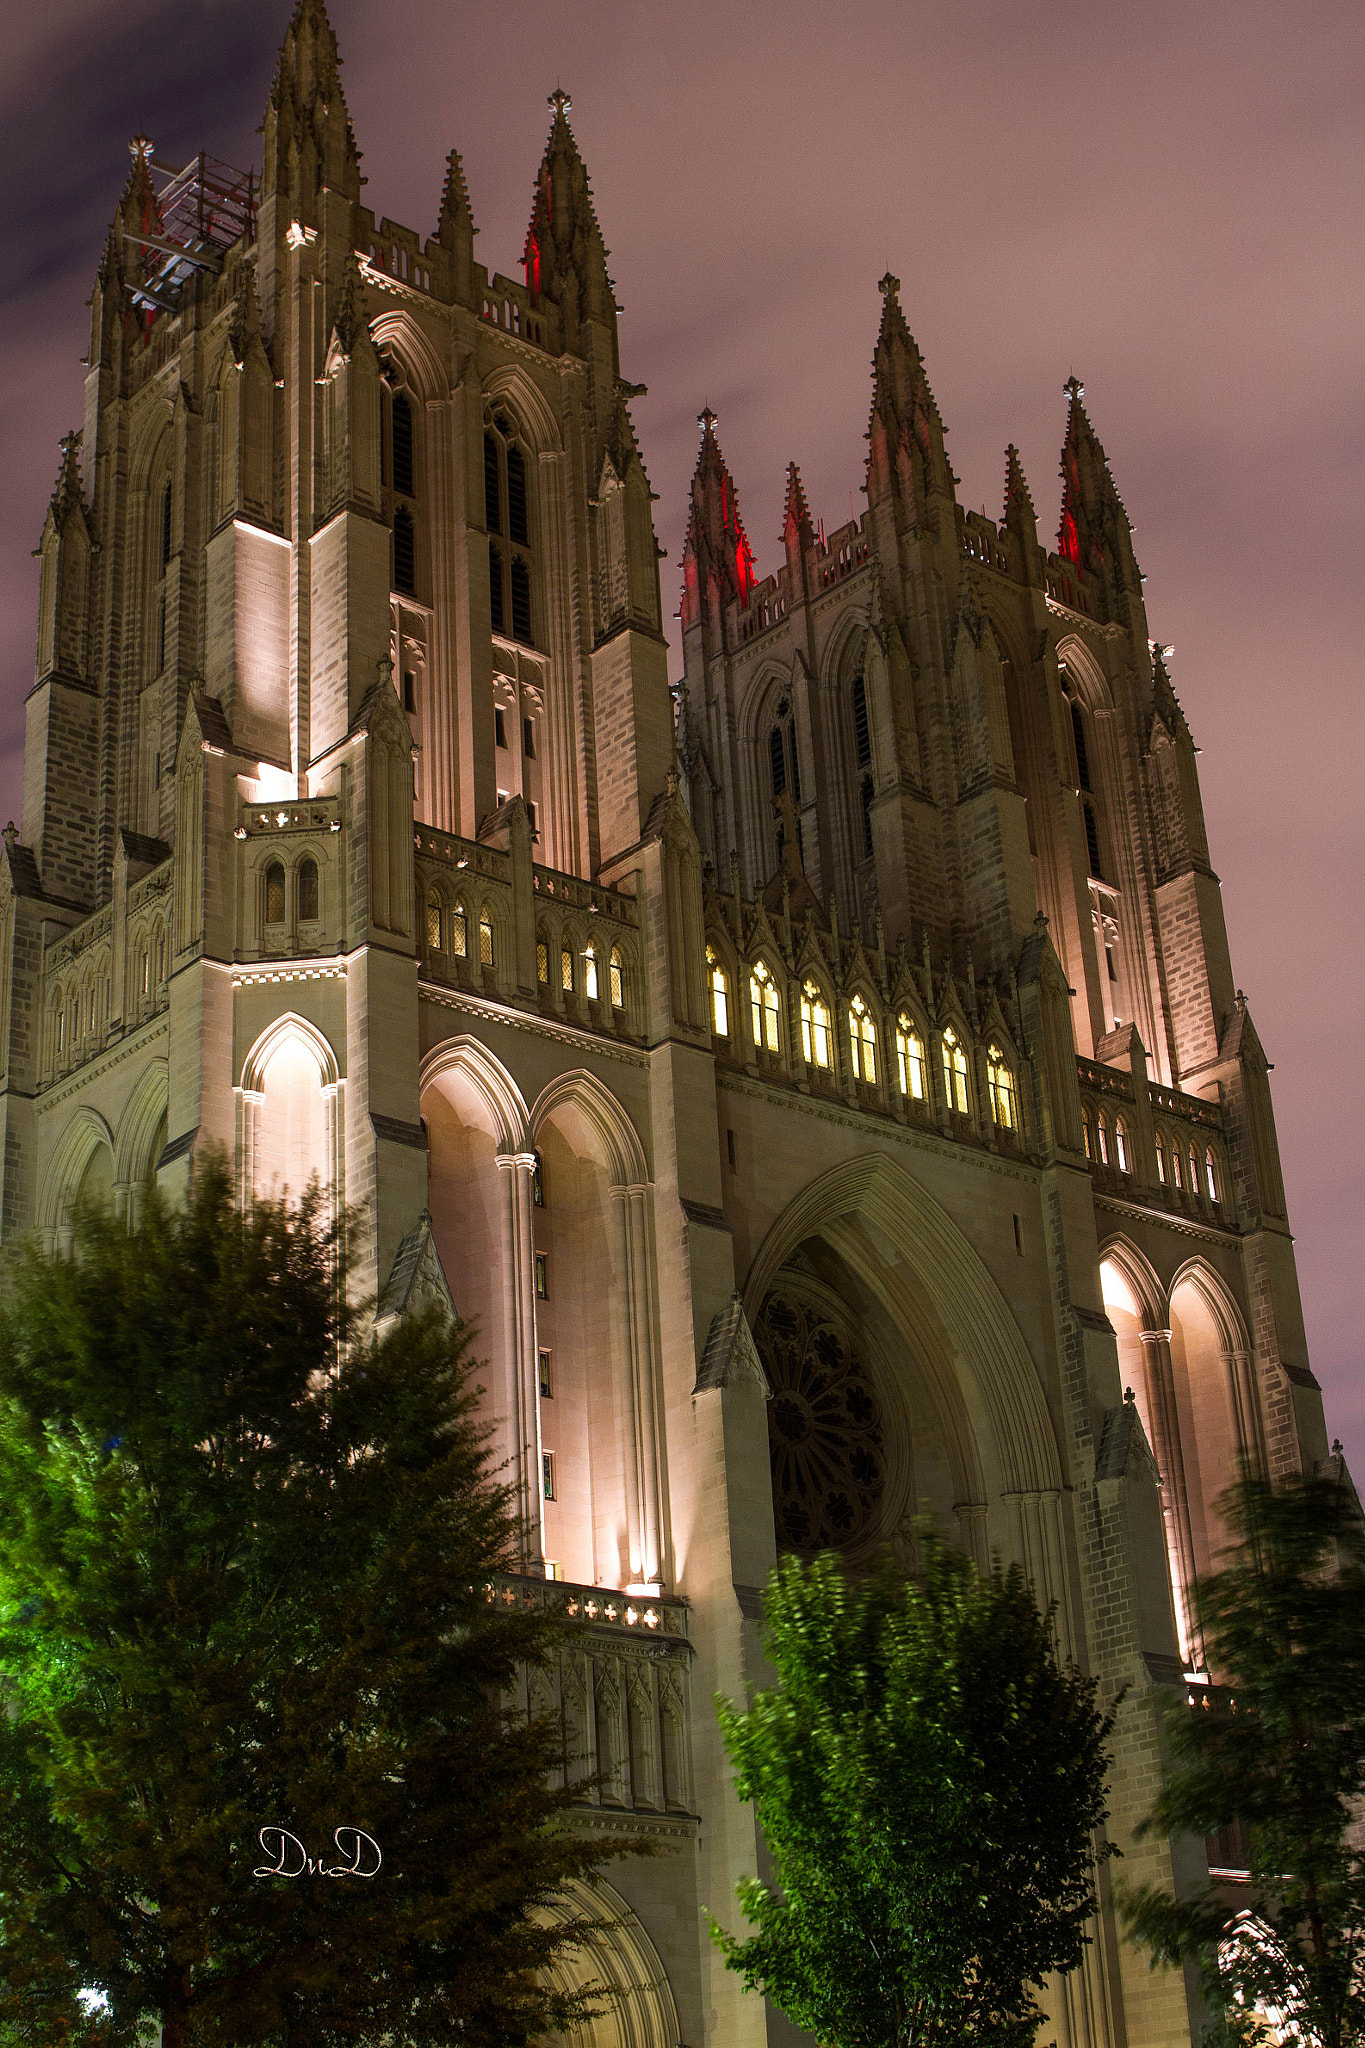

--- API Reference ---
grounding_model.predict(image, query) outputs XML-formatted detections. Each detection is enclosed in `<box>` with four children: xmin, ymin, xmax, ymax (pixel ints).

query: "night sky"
<box><xmin>4</xmin><ymin>0</ymin><xmax>1360</xmax><ymax>1458</ymax></box>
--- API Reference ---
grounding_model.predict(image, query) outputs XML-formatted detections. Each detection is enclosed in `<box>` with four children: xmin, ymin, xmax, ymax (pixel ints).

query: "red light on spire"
<box><xmin>526</xmin><ymin>232</ymin><xmax>541</xmax><ymax>296</ymax></box>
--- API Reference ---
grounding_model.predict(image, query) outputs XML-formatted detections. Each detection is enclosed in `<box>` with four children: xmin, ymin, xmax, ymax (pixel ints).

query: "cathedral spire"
<box><xmin>523</xmin><ymin>89</ymin><xmax>616</xmax><ymax>351</ymax></box>
<box><xmin>681</xmin><ymin>407</ymin><xmax>757</xmax><ymax>631</ymax></box>
<box><xmin>782</xmin><ymin>461</ymin><xmax>814</xmax><ymax>558</ymax></box>
<box><xmin>866</xmin><ymin>272</ymin><xmax>950</xmax><ymax>522</ymax></box>
<box><xmin>1057</xmin><ymin>376</ymin><xmax>1139</xmax><ymax>593</ymax></box>
<box><xmin>49</xmin><ymin>432</ymin><xmax>85</xmax><ymax>527</ymax></box>
<box><xmin>262</xmin><ymin>0</ymin><xmax>362</xmax><ymax>213</ymax></box>
<box><xmin>436</xmin><ymin>147</ymin><xmax>476</xmax><ymax>300</ymax></box>
<box><xmin>1001</xmin><ymin>443</ymin><xmax>1043</xmax><ymax>585</ymax></box>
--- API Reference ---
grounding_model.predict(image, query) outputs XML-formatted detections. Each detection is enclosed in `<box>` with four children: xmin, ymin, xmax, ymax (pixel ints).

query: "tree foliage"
<box><xmin>709</xmin><ymin>1538</ymin><xmax>1115</xmax><ymax>2048</ymax></box>
<box><xmin>1122</xmin><ymin>1472</ymin><xmax>1365</xmax><ymax>2048</ymax></box>
<box><xmin>0</xmin><ymin>1160</ymin><xmax>613</xmax><ymax>2047</ymax></box>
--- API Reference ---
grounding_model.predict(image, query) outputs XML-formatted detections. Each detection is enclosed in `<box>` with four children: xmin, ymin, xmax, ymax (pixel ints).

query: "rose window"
<box><xmin>756</xmin><ymin>1291</ymin><xmax>885</xmax><ymax>1555</ymax></box>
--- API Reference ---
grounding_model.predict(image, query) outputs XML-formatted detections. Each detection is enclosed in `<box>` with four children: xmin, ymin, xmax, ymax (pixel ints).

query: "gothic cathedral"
<box><xmin>4</xmin><ymin>4</ymin><xmax>1336</xmax><ymax>2044</ymax></box>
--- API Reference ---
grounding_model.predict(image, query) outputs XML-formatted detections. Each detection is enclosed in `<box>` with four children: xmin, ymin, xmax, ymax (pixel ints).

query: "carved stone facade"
<box><xmin>2</xmin><ymin>5</ymin><xmax>1342</xmax><ymax>2045</ymax></box>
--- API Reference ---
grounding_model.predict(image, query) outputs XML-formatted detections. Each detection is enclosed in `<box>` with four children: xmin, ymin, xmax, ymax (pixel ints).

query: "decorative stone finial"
<box><xmin>1064</xmin><ymin>373</ymin><xmax>1084</xmax><ymax>401</ymax></box>
<box><xmin>548</xmin><ymin>86</ymin><xmax>572</xmax><ymax>119</ymax></box>
<box><xmin>878</xmin><ymin>272</ymin><xmax>900</xmax><ymax>298</ymax></box>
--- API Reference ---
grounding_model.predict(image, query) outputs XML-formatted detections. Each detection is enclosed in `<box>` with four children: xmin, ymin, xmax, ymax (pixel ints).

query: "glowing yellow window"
<box><xmin>1083</xmin><ymin>1109</ymin><xmax>1095</xmax><ymax>1161</ymax></box>
<box><xmin>609</xmin><ymin>946</ymin><xmax>624</xmax><ymax>1009</ymax></box>
<box><xmin>749</xmin><ymin>961</ymin><xmax>780</xmax><ymax>1052</ymax></box>
<box><xmin>941</xmin><ymin>1028</ymin><xmax>969</xmax><ymax>1113</ymax></box>
<box><xmin>801</xmin><ymin>981</ymin><xmax>832</xmax><ymax>1069</ymax></box>
<box><xmin>849</xmin><ymin>994</ymin><xmax>877</xmax><ymax>1084</ymax></box>
<box><xmin>426</xmin><ymin>892</ymin><xmax>443</xmax><ymax>951</ymax></box>
<box><xmin>1155</xmin><ymin>1130</ymin><xmax>1167</xmax><ymax>1182</ymax></box>
<box><xmin>584</xmin><ymin>946</ymin><xmax>599</xmax><ymax>1000</ymax></box>
<box><xmin>561</xmin><ymin>945</ymin><xmax>574</xmax><ymax>992</ymax></box>
<box><xmin>450</xmin><ymin>907</ymin><xmax>468</xmax><ymax>958</ymax></box>
<box><xmin>986</xmin><ymin>1045</ymin><xmax>1016</xmax><ymax>1129</ymax></box>
<box><xmin>707</xmin><ymin>946</ymin><xmax>729</xmax><ymax>1037</ymax></box>
<box><xmin>537</xmin><ymin>939</ymin><xmax>549</xmax><ymax>985</ymax></box>
<box><xmin>1205</xmin><ymin>1146</ymin><xmax>1219</xmax><ymax>1202</ymax></box>
<box><xmin>479</xmin><ymin>911</ymin><xmax>494</xmax><ymax>966</ymax></box>
<box><xmin>895</xmin><ymin>1015</ymin><xmax>927</xmax><ymax>1100</ymax></box>
<box><xmin>1097</xmin><ymin>1114</ymin><xmax>1110</xmax><ymax>1165</ymax></box>
<box><xmin>1115</xmin><ymin>1119</ymin><xmax>1131</xmax><ymax>1173</ymax></box>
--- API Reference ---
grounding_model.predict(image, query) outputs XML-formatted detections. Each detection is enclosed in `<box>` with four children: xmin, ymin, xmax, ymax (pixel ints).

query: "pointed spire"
<box><xmin>1002</xmin><ymin>444</ymin><xmax>1037</xmax><ymax>531</ymax></box>
<box><xmin>866</xmin><ymin>271</ymin><xmax>949</xmax><ymax>522</ymax></box>
<box><xmin>523</xmin><ymin>88</ymin><xmax>616</xmax><ymax>346</ymax></box>
<box><xmin>437</xmin><ymin>148</ymin><xmax>475</xmax><ymax>245</ymax></box>
<box><xmin>681</xmin><ymin>407</ymin><xmax>757</xmax><ymax>629</ymax></box>
<box><xmin>782</xmin><ymin>461</ymin><xmax>814</xmax><ymax>555</ymax></box>
<box><xmin>262</xmin><ymin>0</ymin><xmax>362</xmax><ymax>211</ymax></box>
<box><xmin>49</xmin><ymin>433</ymin><xmax>85</xmax><ymax>527</ymax></box>
<box><xmin>1056</xmin><ymin>377</ymin><xmax>1138</xmax><ymax>592</ymax></box>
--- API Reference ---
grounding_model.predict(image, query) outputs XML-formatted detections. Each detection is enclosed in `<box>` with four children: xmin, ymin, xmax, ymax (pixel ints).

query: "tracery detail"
<box><xmin>756</xmin><ymin>1291</ymin><xmax>885</xmax><ymax>1556</ymax></box>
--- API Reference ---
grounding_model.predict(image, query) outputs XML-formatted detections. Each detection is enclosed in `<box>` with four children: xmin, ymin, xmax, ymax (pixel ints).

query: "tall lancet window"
<box><xmin>1064</xmin><ymin>678</ymin><xmax>1105</xmax><ymax>881</ymax></box>
<box><xmin>767</xmin><ymin>694</ymin><xmax>802</xmax><ymax>865</ymax></box>
<box><xmin>381</xmin><ymin>367</ymin><xmax>420</xmax><ymax>598</ymax></box>
<box><xmin>484</xmin><ymin>411</ymin><xmax>536</xmax><ymax>648</ymax></box>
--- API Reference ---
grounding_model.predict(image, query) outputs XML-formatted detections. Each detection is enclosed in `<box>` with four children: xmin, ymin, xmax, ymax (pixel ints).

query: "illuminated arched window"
<box><xmin>986</xmin><ymin>1044</ymin><xmax>1016</xmax><ymax>1130</ymax></box>
<box><xmin>1097</xmin><ymin>1111</ymin><xmax>1111</xmax><ymax>1166</ymax></box>
<box><xmin>800</xmin><ymin>981</ymin><xmax>832</xmax><ymax>1070</ymax></box>
<box><xmin>264</xmin><ymin>861</ymin><xmax>285</xmax><ymax>926</ymax></box>
<box><xmin>941</xmin><ymin>1027</ymin><xmax>969</xmax><ymax>1114</ymax></box>
<box><xmin>1170</xmin><ymin>1138</ymin><xmax>1183</xmax><ymax>1190</ymax></box>
<box><xmin>561</xmin><ymin>943</ymin><xmax>574</xmax><ymax>993</ymax></box>
<box><xmin>536</xmin><ymin>932</ymin><xmax>549</xmax><ymax>984</ymax></box>
<box><xmin>298</xmin><ymin>859</ymin><xmax>319</xmax><ymax>923</ymax></box>
<box><xmin>1205</xmin><ymin>1146</ymin><xmax>1220</xmax><ymax>1203</ymax></box>
<box><xmin>749</xmin><ymin>961</ymin><xmax>781</xmax><ymax>1053</ymax></box>
<box><xmin>849</xmin><ymin>994</ymin><xmax>877</xmax><ymax>1084</ymax></box>
<box><xmin>707</xmin><ymin>946</ymin><xmax>729</xmax><ymax>1037</ymax></box>
<box><xmin>609</xmin><ymin>947</ymin><xmax>624</xmax><ymax>1010</ymax></box>
<box><xmin>896</xmin><ymin>1015</ymin><xmax>927</xmax><ymax>1101</ymax></box>
<box><xmin>478</xmin><ymin>910</ymin><xmax>494</xmax><ymax>966</ymax></box>
<box><xmin>426</xmin><ymin>889</ymin><xmax>443</xmax><ymax>952</ymax></box>
<box><xmin>583</xmin><ymin>945</ymin><xmax>599</xmax><ymax>1001</ymax></box>
<box><xmin>1155</xmin><ymin>1128</ymin><xmax>1167</xmax><ymax>1183</ymax></box>
<box><xmin>1115</xmin><ymin>1118</ymin><xmax>1131</xmax><ymax>1174</ymax></box>
<box><xmin>1083</xmin><ymin>1105</ymin><xmax>1096</xmax><ymax>1161</ymax></box>
<box><xmin>450</xmin><ymin>904</ymin><xmax>468</xmax><ymax>958</ymax></box>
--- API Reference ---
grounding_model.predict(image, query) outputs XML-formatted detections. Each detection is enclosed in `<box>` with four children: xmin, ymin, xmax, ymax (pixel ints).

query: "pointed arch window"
<box><xmin>800</xmin><ymin>981</ymin><xmax>832</xmax><ymax>1070</ymax></box>
<box><xmin>536</xmin><ymin>934</ymin><xmax>550</xmax><ymax>985</ymax></box>
<box><xmin>707</xmin><ymin>946</ymin><xmax>729</xmax><ymax>1037</ymax></box>
<box><xmin>583</xmin><ymin>945</ymin><xmax>599</xmax><ymax>1001</ymax></box>
<box><xmin>986</xmin><ymin>1045</ymin><xmax>1017</xmax><ymax>1130</ymax></box>
<box><xmin>298</xmin><ymin>859</ymin><xmax>319</xmax><ymax>924</ymax></box>
<box><xmin>1205</xmin><ymin>1146</ymin><xmax>1220</xmax><ymax>1203</ymax></box>
<box><xmin>609</xmin><ymin>946</ymin><xmax>624</xmax><ymax>1011</ymax></box>
<box><xmin>896</xmin><ymin>1015</ymin><xmax>927</xmax><ymax>1101</ymax></box>
<box><xmin>450</xmin><ymin>905</ymin><xmax>468</xmax><ymax>958</ymax></box>
<box><xmin>1083</xmin><ymin>1105</ymin><xmax>1096</xmax><ymax>1160</ymax></box>
<box><xmin>1155</xmin><ymin>1128</ymin><xmax>1167</xmax><ymax>1183</ymax></box>
<box><xmin>484</xmin><ymin>411</ymin><xmax>536</xmax><ymax>648</ymax></box>
<box><xmin>941</xmin><ymin>1028</ymin><xmax>969</xmax><ymax>1114</ymax></box>
<box><xmin>561</xmin><ymin>944</ymin><xmax>574</xmax><ymax>993</ymax></box>
<box><xmin>1115</xmin><ymin>1118</ymin><xmax>1131</xmax><ymax>1174</ymax></box>
<box><xmin>767</xmin><ymin>695</ymin><xmax>801</xmax><ymax>860</ymax></box>
<box><xmin>426</xmin><ymin>889</ymin><xmax>443</xmax><ymax>953</ymax></box>
<box><xmin>849</xmin><ymin>994</ymin><xmax>877</xmax><ymax>1084</ymax></box>
<box><xmin>750</xmin><ymin>961</ymin><xmax>781</xmax><ymax>1052</ymax></box>
<box><xmin>264</xmin><ymin>861</ymin><xmax>285</xmax><ymax>927</ymax></box>
<box><xmin>478</xmin><ymin>911</ymin><xmax>494</xmax><ymax>967</ymax></box>
<box><xmin>1097</xmin><ymin>1111</ymin><xmax>1111</xmax><ymax>1165</ymax></box>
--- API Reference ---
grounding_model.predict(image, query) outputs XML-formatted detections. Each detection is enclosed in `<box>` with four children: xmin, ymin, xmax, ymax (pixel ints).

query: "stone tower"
<box><xmin>3</xmin><ymin>6</ymin><xmax>1342</xmax><ymax>2044</ymax></box>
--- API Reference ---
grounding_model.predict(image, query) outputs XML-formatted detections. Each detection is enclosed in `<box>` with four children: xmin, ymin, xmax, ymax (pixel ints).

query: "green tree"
<box><xmin>709</xmin><ymin>1538</ymin><xmax>1115</xmax><ymax>2048</ymax></box>
<box><xmin>0</xmin><ymin>1160</ymin><xmax>612</xmax><ymax>2048</ymax></box>
<box><xmin>1122</xmin><ymin>1472</ymin><xmax>1365</xmax><ymax>2048</ymax></box>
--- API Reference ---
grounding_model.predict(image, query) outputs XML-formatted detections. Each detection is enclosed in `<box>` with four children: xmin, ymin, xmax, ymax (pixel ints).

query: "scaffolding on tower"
<box><xmin>122</xmin><ymin>138</ymin><xmax>258</xmax><ymax>315</ymax></box>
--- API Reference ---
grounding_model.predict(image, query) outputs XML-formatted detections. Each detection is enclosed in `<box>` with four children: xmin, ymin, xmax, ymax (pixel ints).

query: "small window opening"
<box><xmin>479</xmin><ymin>911</ymin><xmax>494</xmax><ymax>966</ymax></box>
<box><xmin>537</xmin><ymin>938</ymin><xmax>549</xmax><ymax>984</ymax></box>
<box><xmin>393</xmin><ymin>508</ymin><xmax>416</xmax><ymax>596</ymax></box>
<box><xmin>531</xmin><ymin>1153</ymin><xmax>544</xmax><ymax>1206</ymax></box>
<box><xmin>896</xmin><ymin>1016</ymin><xmax>927</xmax><ymax>1101</ymax></box>
<box><xmin>941</xmin><ymin>1028</ymin><xmax>969</xmax><ymax>1114</ymax></box>
<box><xmin>510</xmin><ymin>556</ymin><xmax>532</xmax><ymax>645</ymax></box>
<box><xmin>852</xmin><ymin>672</ymin><xmax>871</xmax><ymax>768</ymax></box>
<box><xmin>495</xmin><ymin>707</ymin><xmax>507</xmax><ymax>749</ymax></box>
<box><xmin>265</xmin><ymin>861</ymin><xmax>285</xmax><ymax>925</ymax></box>
<box><xmin>534</xmin><ymin>1253</ymin><xmax>548</xmax><ymax>1299</ymax></box>
<box><xmin>426</xmin><ymin>891</ymin><xmax>443</xmax><ymax>952</ymax></box>
<box><xmin>523</xmin><ymin>717</ymin><xmax>536</xmax><ymax>759</ymax></box>
<box><xmin>800</xmin><ymin>981</ymin><xmax>832</xmax><ymax>1069</ymax></box>
<box><xmin>561</xmin><ymin>946</ymin><xmax>574</xmax><ymax>993</ymax></box>
<box><xmin>609</xmin><ymin>946</ymin><xmax>624</xmax><ymax>1010</ymax></box>
<box><xmin>538</xmin><ymin>1350</ymin><xmax>553</xmax><ymax>1398</ymax></box>
<box><xmin>849</xmin><ymin>994</ymin><xmax>877</xmax><ymax>1084</ymax></box>
<box><xmin>726</xmin><ymin>1128</ymin><xmax>737</xmax><ymax>1170</ymax></box>
<box><xmin>707</xmin><ymin>946</ymin><xmax>729</xmax><ymax>1037</ymax></box>
<box><xmin>542</xmin><ymin>1450</ymin><xmax>556</xmax><ymax>1500</ymax></box>
<box><xmin>583</xmin><ymin>946</ymin><xmax>599</xmax><ymax>1001</ymax></box>
<box><xmin>403</xmin><ymin>670</ymin><xmax>416</xmax><ymax>714</ymax></box>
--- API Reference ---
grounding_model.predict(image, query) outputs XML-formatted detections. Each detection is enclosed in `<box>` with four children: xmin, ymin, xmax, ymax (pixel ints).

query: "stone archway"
<box><xmin>537</xmin><ymin>1875</ymin><xmax>682</xmax><ymax>2048</ymax></box>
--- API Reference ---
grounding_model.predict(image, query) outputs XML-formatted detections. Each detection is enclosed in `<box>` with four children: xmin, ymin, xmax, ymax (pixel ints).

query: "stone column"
<box><xmin>496</xmin><ymin>1148</ymin><xmax>543</xmax><ymax>1566</ymax></box>
<box><xmin>1223</xmin><ymin>1346</ymin><xmax>1265</xmax><ymax>1473</ymax></box>
<box><xmin>1139</xmin><ymin>1328</ymin><xmax>1199</xmax><ymax>1665</ymax></box>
